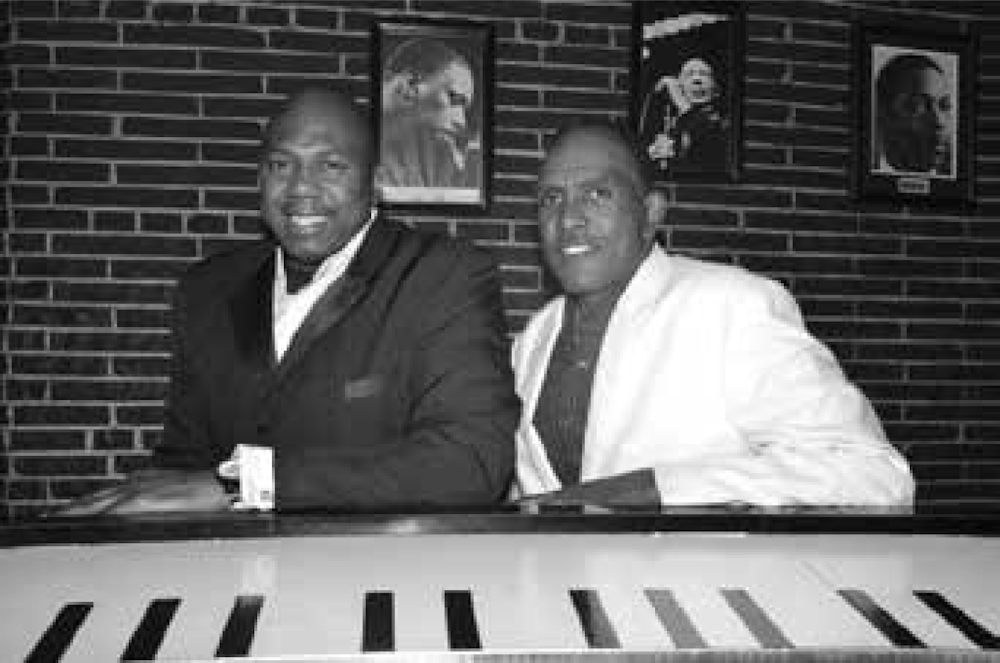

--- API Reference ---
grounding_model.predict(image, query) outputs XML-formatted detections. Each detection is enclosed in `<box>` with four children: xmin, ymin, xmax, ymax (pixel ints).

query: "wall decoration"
<box><xmin>373</xmin><ymin>18</ymin><xmax>493</xmax><ymax>213</ymax></box>
<box><xmin>631</xmin><ymin>1</ymin><xmax>743</xmax><ymax>183</ymax></box>
<box><xmin>854</xmin><ymin>23</ymin><xmax>975</xmax><ymax>206</ymax></box>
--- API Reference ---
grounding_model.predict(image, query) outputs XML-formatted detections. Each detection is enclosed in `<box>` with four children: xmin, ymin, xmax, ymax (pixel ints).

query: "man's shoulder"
<box><xmin>179</xmin><ymin>239</ymin><xmax>272</xmax><ymax>289</ymax></box>
<box><xmin>666</xmin><ymin>254</ymin><xmax>782</xmax><ymax>297</ymax></box>
<box><xmin>387</xmin><ymin>221</ymin><xmax>496</xmax><ymax>272</ymax></box>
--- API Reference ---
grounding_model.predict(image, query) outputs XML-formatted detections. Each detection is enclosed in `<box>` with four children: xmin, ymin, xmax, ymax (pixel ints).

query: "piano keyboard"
<box><xmin>2</xmin><ymin>533</ymin><xmax>998</xmax><ymax>661</ymax></box>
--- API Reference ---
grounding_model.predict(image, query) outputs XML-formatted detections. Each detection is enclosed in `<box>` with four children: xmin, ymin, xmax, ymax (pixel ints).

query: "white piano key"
<box><xmin>472</xmin><ymin>580</ymin><xmax>588</xmax><ymax>651</ymax></box>
<box><xmin>596</xmin><ymin>582</ymin><xmax>675</xmax><ymax>650</ymax></box>
<box><xmin>393</xmin><ymin>585</ymin><xmax>449</xmax><ymax>652</ymax></box>
<box><xmin>248</xmin><ymin>578</ymin><xmax>363</xmax><ymax>655</ymax></box>
<box><xmin>669</xmin><ymin>585</ymin><xmax>760</xmax><ymax>649</ymax></box>
<box><xmin>736</xmin><ymin>582</ymin><xmax>892</xmax><ymax>649</ymax></box>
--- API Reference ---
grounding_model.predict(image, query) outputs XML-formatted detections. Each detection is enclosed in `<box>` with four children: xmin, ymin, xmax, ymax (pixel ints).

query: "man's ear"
<box><xmin>385</xmin><ymin>72</ymin><xmax>420</xmax><ymax>106</ymax></box>
<box><xmin>643</xmin><ymin>188</ymin><xmax>667</xmax><ymax>241</ymax></box>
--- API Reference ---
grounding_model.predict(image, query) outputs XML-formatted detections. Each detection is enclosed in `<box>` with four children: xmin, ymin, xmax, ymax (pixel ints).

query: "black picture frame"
<box><xmin>853</xmin><ymin>23</ymin><xmax>975</xmax><ymax>207</ymax></box>
<box><xmin>630</xmin><ymin>1</ymin><xmax>743</xmax><ymax>183</ymax></box>
<box><xmin>372</xmin><ymin>17</ymin><xmax>493</xmax><ymax>214</ymax></box>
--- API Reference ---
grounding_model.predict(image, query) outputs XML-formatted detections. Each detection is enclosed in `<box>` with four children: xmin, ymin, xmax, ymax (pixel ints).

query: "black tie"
<box><xmin>283</xmin><ymin>254</ymin><xmax>322</xmax><ymax>294</ymax></box>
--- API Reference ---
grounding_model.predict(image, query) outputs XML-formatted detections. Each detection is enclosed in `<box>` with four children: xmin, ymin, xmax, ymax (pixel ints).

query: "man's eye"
<box><xmin>583</xmin><ymin>186</ymin><xmax>614</xmax><ymax>205</ymax></box>
<box><xmin>324</xmin><ymin>160</ymin><xmax>348</xmax><ymax>174</ymax></box>
<box><xmin>266</xmin><ymin>158</ymin><xmax>291</xmax><ymax>173</ymax></box>
<box><xmin>539</xmin><ymin>191</ymin><xmax>563</xmax><ymax>209</ymax></box>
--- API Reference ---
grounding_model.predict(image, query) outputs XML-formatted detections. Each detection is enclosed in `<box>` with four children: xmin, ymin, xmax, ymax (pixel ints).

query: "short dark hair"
<box><xmin>383</xmin><ymin>37</ymin><xmax>468</xmax><ymax>81</ymax></box>
<box><xmin>545</xmin><ymin>118</ymin><xmax>657</xmax><ymax>192</ymax></box>
<box><xmin>876</xmin><ymin>53</ymin><xmax>944</xmax><ymax>117</ymax></box>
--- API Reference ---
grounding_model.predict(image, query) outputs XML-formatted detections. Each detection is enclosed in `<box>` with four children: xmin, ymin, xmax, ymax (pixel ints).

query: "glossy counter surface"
<box><xmin>2</xmin><ymin>508</ymin><xmax>999</xmax><ymax>662</ymax></box>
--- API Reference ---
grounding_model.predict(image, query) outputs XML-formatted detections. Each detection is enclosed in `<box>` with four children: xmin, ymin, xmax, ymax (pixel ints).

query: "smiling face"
<box><xmin>537</xmin><ymin>127</ymin><xmax>661</xmax><ymax>302</ymax></box>
<box><xmin>678</xmin><ymin>57</ymin><xmax>718</xmax><ymax>105</ymax></box>
<box><xmin>259</xmin><ymin>91</ymin><xmax>375</xmax><ymax>264</ymax></box>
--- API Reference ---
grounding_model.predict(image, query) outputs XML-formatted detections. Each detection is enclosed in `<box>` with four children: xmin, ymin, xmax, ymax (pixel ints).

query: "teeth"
<box><xmin>563</xmin><ymin>245</ymin><xmax>590</xmax><ymax>256</ymax></box>
<box><xmin>290</xmin><ymin>215</ymin><xmax>326</xmax><ymax>226</ymax></box>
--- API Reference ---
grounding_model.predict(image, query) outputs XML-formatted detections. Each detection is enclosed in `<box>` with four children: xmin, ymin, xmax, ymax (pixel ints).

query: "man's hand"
<box><xmin>49</xmin><ymin>469</ymin><xmax>232</xmax><ymax>517</ymax></box>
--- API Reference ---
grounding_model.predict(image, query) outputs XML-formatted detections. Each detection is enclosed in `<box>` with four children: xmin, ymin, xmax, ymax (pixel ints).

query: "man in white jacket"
<box><xmin>513</xmin><ymin>122</ymin><xmax>914</xmax><ymax>507</ymax></box>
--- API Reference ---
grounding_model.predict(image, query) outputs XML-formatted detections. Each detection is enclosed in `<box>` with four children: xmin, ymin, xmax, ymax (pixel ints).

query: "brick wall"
<box><xmin>4</xmin><ymin>0</ymin><xmax>999</xmax><ymax>517</ymax></box>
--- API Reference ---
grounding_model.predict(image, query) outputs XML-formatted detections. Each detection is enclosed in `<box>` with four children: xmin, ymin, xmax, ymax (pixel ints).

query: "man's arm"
<box><xmin>275</xmin><ymin>247</ymin><xmax>519</xmax><ymax>510</ymax></box>
<box><xmin>655</xmin><ymin>277</ymin><xmax>914</xmax><ymax>507</ymax></box>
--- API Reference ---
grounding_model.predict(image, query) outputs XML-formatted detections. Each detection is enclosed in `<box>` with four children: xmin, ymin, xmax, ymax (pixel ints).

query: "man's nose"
<box><xmin>289</xmin><ymin>164</ymin><xmax>319</xmax><ymax>195</ymax></box>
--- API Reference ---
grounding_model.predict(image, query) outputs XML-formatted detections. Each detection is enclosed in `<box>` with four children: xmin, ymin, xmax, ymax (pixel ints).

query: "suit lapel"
<box><xmin>273</xmin><ymin>218</ymin><xmax>403</xmax><ymax>383</ymax></box>
<box><xmin>229</xmin><ymin>247</ymin><xmax>277</xmax><ymax>375</ymax></box>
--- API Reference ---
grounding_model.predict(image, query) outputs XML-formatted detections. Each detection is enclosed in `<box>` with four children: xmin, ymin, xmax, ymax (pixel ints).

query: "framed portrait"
<box><xmin>630</xmin><ymin>1</ymin><xmax>744</xmax><ymax>183</ymax></box>
<box><xmin>853</xmin><ymin>23</ymin><xmax>975</xmax><ymax>206</ymax></box>
<box><xmin>372</xmin><ymin>18</ymin><xmax>493</xmax><ymax>214</ymax></box>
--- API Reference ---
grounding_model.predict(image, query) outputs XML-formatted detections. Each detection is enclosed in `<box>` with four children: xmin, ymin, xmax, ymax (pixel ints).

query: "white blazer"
<box><xmin>512</xmin><ymin>246</ymin><xmax>915</xmax><ymax>506</ymax></box>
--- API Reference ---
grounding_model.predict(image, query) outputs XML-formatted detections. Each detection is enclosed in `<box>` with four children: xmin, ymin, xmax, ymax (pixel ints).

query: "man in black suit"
<box><xmin>58</xmin><ymin>88</ymin><xmax>518</xmax><ymax>514</ymax></box>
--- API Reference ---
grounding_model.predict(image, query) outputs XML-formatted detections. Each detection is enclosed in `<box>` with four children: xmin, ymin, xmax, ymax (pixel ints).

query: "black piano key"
<box><xmin>644</xmin><ymin>588</ymin><xmax>707</xmax><ymax>649</ymax></box>
<box><xmin>569</xmin><ymin>589</ymin><xmax>621</xmax><ymax>649</ymax></box>
<box><xmin>362</xmin><ymin>591</ymin><xmax>394</xmax><ymax>652</ymax></box>
<box><xmin>915</xmin><ymin>590</ymin><xmax>1000</xmax><ymax>650</ymax></box>
<box><xmin>838</xmin><ymin>588</ymin><xmax>925</xmax><ymax>648</ymax></box>
<box><xmin>444</xmin><ymin>590</ymin><xmax>482</xmax><ymax>650</ymax></box>
<box><xmin>25</xmin><ymin>602</ymin><xmax>92</xmax><ymax>663</ymax></box>
<box><xmin>721</xmin><ymin>588</ymin><xmax>793</xmax><ymax>649</ymax></box>
<box><xmin>214</xmin><ymin>594</ymin><xmax>264</xmax><ymax>658</ymax></box>
<box><xmin>121</xmin><ymin>598</ymin><xmax>180</xmax><ymax>662</ymax></box>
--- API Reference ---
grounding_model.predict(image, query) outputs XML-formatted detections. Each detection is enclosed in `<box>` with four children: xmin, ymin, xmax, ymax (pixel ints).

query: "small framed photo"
<box><xmin>854</xmin><ymin>23</ymin><xmax>975</xmax><ymax>206</ymax></box>
<box><xmin>631</xmin><ymin>1</ymin><xmax>744</xmax><ymax>183</ymax></box>
<box><xmin>372</xmin><ymin>18</ymin><xmax>493</xmax><ymax>213</ymax></box>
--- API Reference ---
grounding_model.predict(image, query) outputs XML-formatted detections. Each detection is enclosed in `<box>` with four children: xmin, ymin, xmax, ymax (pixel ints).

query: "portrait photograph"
<box><xmin>854</xmin><ymin>24</ymin><xmax>975</xmax><ymax>206</ymax></box>
<box><xmin>372</xmin><ymin>18</ymin><xmax>493</xmax><ymax>213</ymax></box>
<box><xmin>631</xmin><ymin>1</ymin><xmax>743</xmax><ymax>182</ymax></box>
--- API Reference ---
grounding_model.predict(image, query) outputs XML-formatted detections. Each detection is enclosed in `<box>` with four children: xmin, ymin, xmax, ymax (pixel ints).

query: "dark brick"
<box><xmin>18</xmin><ymin>67</ymin><xmax>118</xmax><ymax>90</ymax></box>
<box><xmin>246</xmin><ymin>6</ymin><xmax>289</xmax><ymax>27</ymax></box>
<box><xmin>197</xmin><ymin>2</ymin><xmax>239</xmax><ymax>23</ymax></box>
<box><xmin>9</xmin><ymin>429</ymin><xmax>87</xmax><ymax>451</ymax></box>
<box><xmin>203</xmin><ymin>189</ymin><xmax>260</xmax><ymax>212</ymax></box>
<box><xmin>8</xmin><ymin>45</ymin><xmax>52</xmax><ymax>66</ymax></box>
<box><xmin>111</xmin><ymin>257</ymin><xmax>189</xmax><ymax>280</ymax></box>
<box><xmin>113</xmin><ymin>356</ymin><xmax>172</xmax><ymax>378</ymax></box>
<box><xmin>15</xmin><ymin>256</ymin><xmax>107</xmax><ymax>279</ymax></box>
<box><xmin>543</xmin><ymin>2</ymin><xmax>628</xmax><ymax>24</ymax></box>
<box><xmin>92</xmin><ymin>210</ymin><xmax>136</xmax><ymax>232</ymax></box>
<box><xmin>202</xmin><ymin>96</ymin><xmax>282</xmax><ymax>120</ymax></box>
<box><xmin>14</xmin><ymin>406</ymin><xmax>109</xmax><ymax>427</ymax></box>
<box><xmin>48</xmin><ymin>329</ymin><xmax>171</xmax><ymax>352</ymax></box>
<box><xmin>122</xmin><ymin>71</ymin><xmax>263</xmax><ymax>95</ymax></box>
<box><xmin>51</xmin><ymin>379</ymin><xmax>167</xmax><ymax>401</ymax></box>
<box><xmin>16</xmin><ymin>160</ymin><xmax>110</xmax><ymax>182</ymax></box>
<box><xmin>55</xmin><ymin>45</ymin><xmax>196</xmax><ymax>69</ymax></box>
<box><xmin>55</xmin><ymin>186</ymin><xmax>200</xmax><ymax>209</ymax></box>
<box><xmin>123</xmin><ymin>115</ymin><xmax>261</xmax><ymax>140</ymax></box>
<box><xmin>116</xmin><ymin>307</ymin><xmax>171</xmax><ymax>329</ymax></box>
<box><xmin>105</xmin><ymin>0</ymin><xmax>146</xmax><ymax>19</ymax></box>
<box><xmin>202</xmin><ymin>49</ymin><xmax>338</xmax><ymax>73</ymax></box>
<box><xmin>139</xmin><ymin>213</ymin><xmax>184</xmax><ymax>234</ymax></box>
<box><xmin>17</xmin><ymin>19</ymin><xmax>119</xmax><ymax>42</ymax></box>
<box><xmin>124</xmin><ymin>23</ymin><xmax>264</xmax><ymax>48</ymax></box>
<box><xmin>270</xmin><ymin>29</ymin><xmax>369</xmax><ymax>55</ymax></box>
<box><xmin>13</xmin><ymin>208</ymin><xmax>89</xmax><ymax>230</ymax></box>
<box><xmin>13</xmin><ymin>0</ymin><xmax>56</xmax><ymax>18</ymax></box>
<box><xmin>117</xmin><ymin>164</ymin><xmax>257</xmax><ymax>187</ymax></box>
<box><xmin>7</xmin><ymin>480</ymin><xmax>48</xmax><ymax>501</ymax></box>
<box><xmin>151</xmin><ymin>1</ymin><xmax>193</xmax><ymax>23</ymax></box>
<box><xmin>116</xmin><ymin>404</ymin><xmax>165</xmax><ymax>426</ymax></box>
<box><xmin>55</xmin><ymin>137</ymin><xmax>197</xmax><ymax>161</ymax></box>
<box><xmin>17</xmin><ymin>112</ymin><xmax>113</xmax><ymax>135</ymax></box>
<box><xmin>52</xmin><ymin>233</ymin><xmax>197</xmax><ymax>258</ymax></box>
<box><xmin>521</xmin><ymin>20</ymin><xmax>559</xmax><ymax>42</ymax></box>
<box><xmin>546</xmin><ymin>44</ymin><xmax>624</xmax><ymax>69</ymax></box>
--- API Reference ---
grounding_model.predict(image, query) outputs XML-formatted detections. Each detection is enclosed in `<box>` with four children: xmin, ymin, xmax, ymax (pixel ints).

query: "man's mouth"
<box><xmin>562</xmin><ymin>243</ymin><xmax>595</xmax><ymax>257</ymax></box>
<box><xmin>285</xmin><ymin>214</ymin><xmax>331</xmax><ymax>234</ymax></box>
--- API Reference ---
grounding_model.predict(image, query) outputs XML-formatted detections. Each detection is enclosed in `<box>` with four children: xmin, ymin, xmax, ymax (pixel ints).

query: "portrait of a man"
<box><xmin>871</xmin><ymin>46</ymin><xmax>957</xmax><ymax>179</ymax></box>
<box><xmin>632</xmin><ymin>3</ymin><xmax>742</xmax><ymax>180</ymax></box>
<box><xmin>375</xmin><ymin>21</ymin><xmax>490</xmax><ymax>207</ymax></box>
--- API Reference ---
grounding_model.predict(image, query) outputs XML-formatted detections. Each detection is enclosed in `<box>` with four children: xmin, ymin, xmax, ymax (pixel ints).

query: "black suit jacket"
<box><xmin>154</xmin><ymin>219</ymin><xmax>519</xmax><ymax>510</ymax></box>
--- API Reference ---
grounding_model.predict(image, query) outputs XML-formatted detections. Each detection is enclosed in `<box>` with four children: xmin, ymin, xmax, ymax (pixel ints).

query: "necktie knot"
<box><xmin>284</xmin><ymin>254</ymin><xmax>321</xmax><ymax>294</ymax></box>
